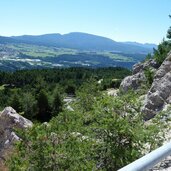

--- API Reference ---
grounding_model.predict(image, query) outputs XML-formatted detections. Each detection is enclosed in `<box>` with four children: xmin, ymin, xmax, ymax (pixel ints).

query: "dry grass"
<box><xmin>0</xmin><ymin>160</ymin><xmax>8</xmax><ymax>171</ymax></box>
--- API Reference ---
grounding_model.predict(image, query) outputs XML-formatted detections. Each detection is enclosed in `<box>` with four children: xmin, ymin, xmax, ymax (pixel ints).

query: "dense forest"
<box><xmin>0</xmin><ymin>67</ymin><xmax>130</xmax><ymax>122</ymax></box>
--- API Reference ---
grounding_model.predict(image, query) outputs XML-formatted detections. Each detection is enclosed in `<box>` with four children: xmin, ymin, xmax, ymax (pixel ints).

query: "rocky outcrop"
<box><xmin>120</xmin><ymin>59</ymin><xmax>159</xmax><ymax>92</ymax></box>
<box><xmin>133</xmin><ymin>59</ymin><xmax>159</xmax><ymax>75</ymax></box>
<box><xmin>0</xmin><ymin>107</ymin><xmax>32</xmax><ymax>160</ymax></box>
<box><xmin>120</xmin><ymin>72</ymin><xmax>146</xmax><ymax>92</ymax></box>
<box><xmin>142</xmin><ymin>52</ymin><xmax>171</xmax><ymax>120</ymax></box>
<box><xmin>119</xmin><ymin>53</ymin><xmax>171</xmax><ymax>120</ymax></box>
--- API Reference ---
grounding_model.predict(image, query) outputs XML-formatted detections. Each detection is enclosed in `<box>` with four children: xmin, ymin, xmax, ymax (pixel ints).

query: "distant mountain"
<box><xmin>0</xmin><ymin>36</ymin><xmax>19</xmax><ymax>44</ymax></box>
<box><xmin>0</xmin><ymin>32</ymin><xmax>157</xmax><ymax>54</ymax></box>
<box><xmin>11</xmin><ymin>34</ymin><xmax>62</xmax><ymax>45</ymax></box>
<box><xmin>123</xmin><ymin>41</ymin><xmax>157</xmax><ymax>49</ymax></box>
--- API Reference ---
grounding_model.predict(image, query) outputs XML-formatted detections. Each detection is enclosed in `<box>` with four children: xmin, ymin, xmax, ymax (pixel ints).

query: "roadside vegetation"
<box><xmin>7</xmin><ymin>88</ymin><xmax>166</xmax><ymax>171</ymax></box>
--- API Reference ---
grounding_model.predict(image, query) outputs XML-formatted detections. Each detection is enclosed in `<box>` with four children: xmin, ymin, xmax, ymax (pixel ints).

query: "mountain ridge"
<box><xmin>0</xmin><ymin>32</ymin><xmax>157</xmax><ymax>54</ymax></box>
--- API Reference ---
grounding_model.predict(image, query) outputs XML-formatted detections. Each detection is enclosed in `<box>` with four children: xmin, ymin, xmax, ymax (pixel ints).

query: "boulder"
<box><xmin>120</xmin><ymin>59</ymin><xmax>159</xmax><ymax>92</ymax></box>
<box><xmin>120</xmin><ymin>72</ymin><xmax>146</xmax><ymax>92</ymax></box>
<box><xmin>0</xmin><ymin>107</ymin><xmax>32</xmax><ymax>160</ymax></box>
<box><xmin>132</xmin><ymin>62</ymin><xmax>144</xmax><ymax>75</ymax></box>
<box><xmin>0</xmin><ymin>107</ymin><xmax>33</xmax><ymax>129</ymax></box>
<box><xmin>133</xmin><ymin>59</ymin><xmax>159</xmax><ymax>75</ymax></box>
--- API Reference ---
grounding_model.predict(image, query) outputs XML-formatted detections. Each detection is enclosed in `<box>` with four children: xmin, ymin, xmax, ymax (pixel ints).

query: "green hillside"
<box><xmin>0</xmin><ymin>43</ymin><xmax>145</xmax><ymax>70</ymax></box>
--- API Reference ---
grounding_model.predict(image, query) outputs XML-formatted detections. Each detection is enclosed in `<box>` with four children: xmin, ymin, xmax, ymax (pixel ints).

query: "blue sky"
<box><xmin>0</xmin><ymin>0</ymin><xmax>171</xmax><ymax>44</ymax></box>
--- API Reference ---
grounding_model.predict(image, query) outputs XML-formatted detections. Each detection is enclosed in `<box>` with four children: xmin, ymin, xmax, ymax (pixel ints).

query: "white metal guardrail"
<box><xmin>118</xmin><ymin>141</ymin><xmax>171</xmax><ymax>171</ymax></box>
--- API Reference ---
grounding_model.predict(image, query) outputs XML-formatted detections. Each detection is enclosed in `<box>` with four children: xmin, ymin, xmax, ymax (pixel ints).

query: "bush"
<box><xmin>153</xmin><ymin>40</ymin><xmax>171</xmax><ymax>64</ymax></box>
<box><xmin>7</xmin><ymin>90</ymin><xmax>165</xmax><ymax>170</ymax></box>
<box><xmin>144</xmin><ymin>68</ymin><xmax>154</xmax><ymax>86</ymax></box>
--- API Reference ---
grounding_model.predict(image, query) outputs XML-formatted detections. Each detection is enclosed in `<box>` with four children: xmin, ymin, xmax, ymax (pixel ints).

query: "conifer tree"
<box><xmin>37</xmin><ymin>89</ymin><xmax>51</xmax><ymax>122</ymax></box>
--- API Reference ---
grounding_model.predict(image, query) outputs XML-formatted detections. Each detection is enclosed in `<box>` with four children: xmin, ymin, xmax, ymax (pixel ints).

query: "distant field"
<box><xmin>6</xmin><ymin>44</ymin><xmax>137</xmax><ymax>61</ymax></box>
<box><xmin>0</xmin><ymin>43</ymin><xmax>146</xmax><ymax>71</ymax></box>
<box><xmin>7</xmin><ymin>44</ymin><xmax>78</xmax><ymax>57</ymax></box>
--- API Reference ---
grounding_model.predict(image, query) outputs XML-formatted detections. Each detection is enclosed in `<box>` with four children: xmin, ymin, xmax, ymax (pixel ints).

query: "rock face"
<box><xmin>142</xmin><ymin>52</ymin><xmax>171</xmax><ymax>120</ymax></box>
<box><xmin>120</xmin><ymin>72</ymin><xmax>146</xmax><ymax>92</ymax></box>
<box><xmin>120</xmin><ymin>53</ymin><xmax>171</xmax><ymax>120</ymax></box>
<box><xmin>0</xmin><ymin>107</ymin><xmax>32</xmax><ymax>159</ymax></box>
<box><xmin>120</xmin><ymin>59</ymin><xmax>159</xmax><ymax>92</ymax></box>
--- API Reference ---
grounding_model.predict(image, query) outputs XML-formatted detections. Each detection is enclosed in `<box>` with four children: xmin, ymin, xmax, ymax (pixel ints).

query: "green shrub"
<box><xmin>7</xmin><ymin>90</ymin><xmax>165</xmax><ymax>170</ymax></box>
<box><xmin>153</xmin><ymin>40</ymin><xmax>171</xmax><ymax>64</ymax></box>
<box><xmin>144</xmin><ymin>68</ymin><xmax>154</xmax><ymax>86</ymax></box>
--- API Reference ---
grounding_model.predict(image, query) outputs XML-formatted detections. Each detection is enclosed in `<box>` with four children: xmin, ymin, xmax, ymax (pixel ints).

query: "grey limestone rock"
<box><xmin>120</xmin><ymin>72</ymin><xmax>146</xmax><ymax>92</ymax></box>
<box><xmin>0</xmin><ymin>107</ymin><xmax>32</xmax><ymax>159</ymax></box>
<box><xmin>142</xmin><ymin>52</ymin><xmax>171</xmax><ymax>120</ymax></box>
<box><xmin>120</xmin><ymin>59</ymin><xmax>159</xmax><ymax>92</ymax></box>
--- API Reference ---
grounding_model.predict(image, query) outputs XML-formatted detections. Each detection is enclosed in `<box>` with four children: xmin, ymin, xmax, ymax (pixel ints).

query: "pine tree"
<box><xmin>52</xmin><ymin>92</ymin><xmax>63</xmax><ymax>116</ymax></box>
<box><xmin>37</xmin><ymin>89</ymin><xmax>51</xmax><ymax>122</ymax></box>
<box><xmin>9</xmin><ymin>93</ymin><xmax>22</xmax><ymax>112</ymax></box>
